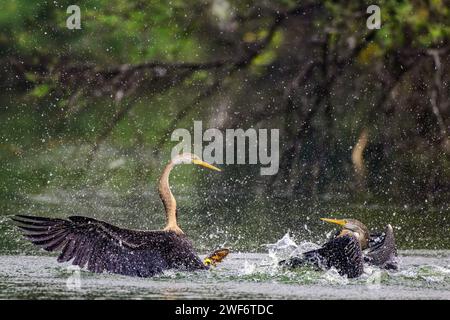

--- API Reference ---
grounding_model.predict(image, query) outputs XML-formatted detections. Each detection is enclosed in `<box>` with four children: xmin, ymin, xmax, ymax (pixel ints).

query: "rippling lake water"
<box><xmin>0</xmin><ymin>188</ymin><xmax>449</xmax><ymax>299</ymax></box>
<box><xmin>1</xmin><ymin>252</ymin><xmax>449</xmax><ymax>299</ymax></box>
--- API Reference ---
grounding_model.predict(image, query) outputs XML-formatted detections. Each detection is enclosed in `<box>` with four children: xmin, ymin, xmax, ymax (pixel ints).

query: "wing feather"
<box><xmin>12</xmin><ymin>214</ymin><xmax>205</xmax><ymax>277</ymax></box>
<box><xmin>365</xmin><ymin>224</ymin><xmax>398</xmax><ymax>269</ymax></box>
<box><xmin>280</xmin><ymin>234</ymin><xmax>364</xmax><ymax>278</ymax></box>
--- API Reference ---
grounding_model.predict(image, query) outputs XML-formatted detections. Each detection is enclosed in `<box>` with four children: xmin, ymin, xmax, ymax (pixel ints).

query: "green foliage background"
<box><xmin>0</xmin><ymin>1</ymin><xmax>449</xmax><ymax>250</ymax></box>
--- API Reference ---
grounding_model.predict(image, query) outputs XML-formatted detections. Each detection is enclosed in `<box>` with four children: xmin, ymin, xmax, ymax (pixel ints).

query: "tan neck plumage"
<box><xmin>159</xmin><ymin>161</ymin><xmax>184</xmax><ymax>235</ymax></box>
<box><xmin>338</xmin><ymin>229</ymin><xmax>368</xmax><ymax>250</ymax></box>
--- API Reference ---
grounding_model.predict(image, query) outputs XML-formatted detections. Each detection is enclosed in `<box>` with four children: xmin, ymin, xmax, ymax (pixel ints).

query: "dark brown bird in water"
<box><xmin>280</xmin><ymin>218</ymin><xmax>397</xmax><ymax>278</ymax></box>
<box><xmin>12</xmin><ymin>153</ymin><xmax>229</xmax><ymax>277</ymax></box>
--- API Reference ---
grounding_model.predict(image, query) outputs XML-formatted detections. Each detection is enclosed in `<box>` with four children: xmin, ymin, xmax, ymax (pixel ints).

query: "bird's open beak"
<box><xmin>192</xmin><ymin>159</ymin><xmax>222</xmax><ymax>172</ymax></box>
<box><xmin>320</xmin><ymin>218</ymin><xmax>347</xmax><ymax>227</ymax></box>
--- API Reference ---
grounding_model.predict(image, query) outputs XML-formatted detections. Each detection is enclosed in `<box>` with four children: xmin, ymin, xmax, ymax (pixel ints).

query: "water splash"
<box><xmin>320</xmin><ymin>268</ymin><xmax>349</xmax><ymax>285</ymax></box>
<box><xmin>263</xmin><ymin>232</ymin><xmax>321</xmax><ymax>262</ymax></box>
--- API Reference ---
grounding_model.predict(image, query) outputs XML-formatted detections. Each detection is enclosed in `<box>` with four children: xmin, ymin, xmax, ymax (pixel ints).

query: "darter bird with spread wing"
<box><xmin>12</xmin><ymin>153</ymin><xmax>229</xmax><ymax>277</ymax></box>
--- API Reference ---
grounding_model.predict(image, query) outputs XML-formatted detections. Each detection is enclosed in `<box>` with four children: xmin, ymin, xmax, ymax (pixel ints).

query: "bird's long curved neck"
<box><xmin>159</xmin><ymin>161</ymin><xmax>183</xmax><ymax>234</ymax></box>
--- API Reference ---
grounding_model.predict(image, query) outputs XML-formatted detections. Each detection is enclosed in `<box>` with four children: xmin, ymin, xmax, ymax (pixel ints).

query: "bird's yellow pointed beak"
<box><xmin>320</xmin><ymin>218</ymin><xmax>347</xmax><ymax>226</ymax></box>
<box><xmin>192</xmin><ymin>159</ymin><xmax>221</xmax><ymax>172</ymax></box>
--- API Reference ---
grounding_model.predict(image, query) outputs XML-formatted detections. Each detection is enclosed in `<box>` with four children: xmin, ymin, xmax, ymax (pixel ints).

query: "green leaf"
<box><xmin>31</xmin><ymin>84</ymin><xmax>51</xmax><ymax>98</ymax></box>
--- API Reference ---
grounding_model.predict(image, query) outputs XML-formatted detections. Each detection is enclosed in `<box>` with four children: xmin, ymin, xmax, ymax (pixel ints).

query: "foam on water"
<box><xmin>1</xmin><ymin>250</ymin><xmax>450</xmax><ymax>299</ymax></box>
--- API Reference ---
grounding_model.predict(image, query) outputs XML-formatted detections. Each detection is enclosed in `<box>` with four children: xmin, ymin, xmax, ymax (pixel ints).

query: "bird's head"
<box><xmin>320</xmin><ymin>217</ymin><xmax>370</xmax><ymax>249</ymax></box>
<box><xmin>160</xmin><ymin>153</ymin><xmax>221</xmax><ymax>235</ymax></box>
<box><xmin>171</xmin><ymin>153</ymin><xmax>221</xmax><ymax>171</ymax></box>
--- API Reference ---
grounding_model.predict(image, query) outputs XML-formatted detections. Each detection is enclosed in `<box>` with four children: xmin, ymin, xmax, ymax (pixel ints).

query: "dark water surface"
<box><xmin>0</xmin><ymin>252</ymin><xmax>449</xmax><ymax>299</ymax></box>
<box><xmin>0</xmin><ymin>188</ymin><xmax>449</xmax><ymax>299</ymax></box>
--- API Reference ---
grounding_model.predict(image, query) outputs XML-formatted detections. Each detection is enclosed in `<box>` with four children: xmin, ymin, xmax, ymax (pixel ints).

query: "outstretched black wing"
<box><xmin>280</xmin><ymin>234</ymin><xmax>364</xmax><ymax>278</ymax></box>
<box><xmin>12</xmin><ymin>215</ymin><xmax>205</xmax><ymax>277</ymax></box>
<box><xmin>365</xmin><ymin>224</ymin><xmax>398</xmax><ymax>270</ymax></box>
